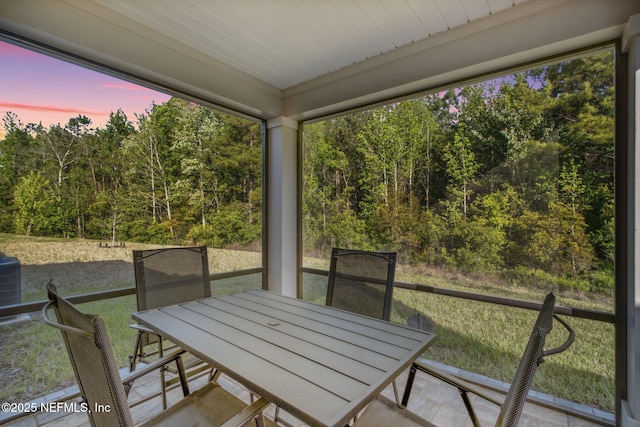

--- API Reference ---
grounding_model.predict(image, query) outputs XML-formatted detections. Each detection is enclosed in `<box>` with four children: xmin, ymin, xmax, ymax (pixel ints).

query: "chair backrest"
<box><xmin>133</xmin><ymin>246</ymin><xmax>211</xmax><ymax>311</ymax></box>
<box><xmin>495</xmin><ymin>292</ymin><xmax>556</xmax><ymax>427</ymax></box>
<box><xmin>326</xmin><ymin>248</ymin><xmax>397</xmax><ymax>320</ymax></box>
<box><xmin>133</xmin><ymin>246</ymin><xmax>211</xmax><ymax>348</ymax></box>
<box><xmin>44</xmin><ymin>281</ymin><xmax>134</xmax><ymax>427</ymax></box>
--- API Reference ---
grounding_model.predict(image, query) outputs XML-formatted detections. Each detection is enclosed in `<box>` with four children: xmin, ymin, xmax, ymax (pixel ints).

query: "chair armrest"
<box><xmin>122</xmin><ymin>348</ymin><xmax>186</xmax><ymax>385</ymax></box>
<box><xmin>129</xmin><ymin>323</ymin><xmax>156</xmax><ymax>335</ymax></box>
<box><xmin>543</xmin><ymin>315</ymin><xmax>575</xmax><ymax>357</ymax></box>
<box><xmin>412</xmin><ymin>361</ymin><xmax>504</xmax><ymax>407</ymax></box>
<box><xmin>220</xmin><ymin>397</ymin><xmax>270</xmax><ymax>427</ymax></box>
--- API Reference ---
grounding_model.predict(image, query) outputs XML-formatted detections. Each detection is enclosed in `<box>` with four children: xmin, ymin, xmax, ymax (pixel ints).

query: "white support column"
<box><xmin>266</xmin><ymin>116</ymin><xmax>298</xmax><ymax>297</ymax></box>
<box><xmin>622</xmin><ymin>14</ymin><xmax>640</xmax><ymax>427</ymax></box>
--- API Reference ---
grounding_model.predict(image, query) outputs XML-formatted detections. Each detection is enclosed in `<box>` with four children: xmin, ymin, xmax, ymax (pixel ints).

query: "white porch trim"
<box><xmin>622</xmin><ymin>13</ymin><xmax>640</xmax><ymax>427</ymax></box>
<box><xmin>266</xmin><ymin>117</ymin><xmax>298</xmax><ymax>297</ymax></box>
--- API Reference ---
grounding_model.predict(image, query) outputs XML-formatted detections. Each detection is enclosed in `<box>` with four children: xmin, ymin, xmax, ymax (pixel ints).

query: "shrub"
<box><xmin>586</xmin><ymin>269</ymin><xmax>614</xmax><ymax>296</ymax></box>
<box><xmin>188</xmin><ymin>224</ymin><xmax>216</xmax><ymax>246</ymax></box>
<box><xmin>505</xmin><ymin>266</ymin><xmax>564</xmax><ymax>290</ymax></box>
<box><xmin>503</xmin><ymin>266</ymin><xmax>610</xmax><ymax>294</ymax></box>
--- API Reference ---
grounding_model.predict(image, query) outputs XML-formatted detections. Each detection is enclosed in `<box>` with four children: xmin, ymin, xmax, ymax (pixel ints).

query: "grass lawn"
<box><xmin>0</xmin><ymin>234</ymin><xmax>615</xmax><ymax>412</ymax></box>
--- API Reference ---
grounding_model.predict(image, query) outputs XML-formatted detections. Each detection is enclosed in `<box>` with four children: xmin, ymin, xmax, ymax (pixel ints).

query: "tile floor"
<box><xmin>0</xmin><ymin>362</ymin><xmax>611</xmax><ymax>427</ymax></box>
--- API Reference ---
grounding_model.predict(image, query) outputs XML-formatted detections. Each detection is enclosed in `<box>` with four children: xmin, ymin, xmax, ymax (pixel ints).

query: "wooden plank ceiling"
<box><xmin>93</xmin><ymin>0</ymin><xmax>526</xmax><ymax>90</ymax></box>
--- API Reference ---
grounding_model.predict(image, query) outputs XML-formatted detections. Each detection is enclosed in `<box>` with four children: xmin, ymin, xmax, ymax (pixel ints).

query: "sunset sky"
<box><xmin>0</xmin><ymin>40</ymin><xmax>171</xmax><ymax>136</ymax></box>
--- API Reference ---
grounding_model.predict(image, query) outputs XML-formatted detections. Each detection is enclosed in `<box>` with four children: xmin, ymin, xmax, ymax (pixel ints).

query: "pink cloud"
<box><xmin>0</xmin><ymin>102</ymin><xmax>108</xmax><ymax>116</ymax></box>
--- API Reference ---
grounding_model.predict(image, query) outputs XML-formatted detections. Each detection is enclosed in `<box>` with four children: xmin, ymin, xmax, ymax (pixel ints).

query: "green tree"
<box><xmin>443</xmin><ymin>122</ymin><xmax>478</xmax><ymax>219</ymax></box>
<box><xmin>415</xmin><ymin>209</ymin><xmax>447</xmax><ymax>265</ymax></box>
<box><xmin>515</xmin><ymin>202</ymin><xmax>594</xmax><ymax>276</ymax></box>
<box><xmin>359</xmin><ymin>108</ymin><xmax>397</xmax><ymax>209</ymax></box>
<box><xmin>303</xmin><ymin>120</ymin><xmax>356</xmax><ymax>251</ymax></box>
<box><xmin>455</xmin><ymin>188</ymin><xmax>520</xmax><ymax>272</ymax></box>
<box><xmin>121</xmin><ymin>105</ymin><xmax>176</xmax><ymax>240</ymax></box>
<box><xmin>172</xmin><ymin>102</ymin><xmax>222</xmax><ymax>227</ymax></box>
<box><xmin>455</xmin><ymin>219</ymin><xmax>506</xmax><ymax>272</ymax></box>
<box><xmin>89</xmin><ymin>110</ymin><xmax>136</xmax><ymax>243</ymax></box>
<box><xmin>209</xmin><ymin>114</ymin><xmax>262</xmax><ymax>235</ymax></box>
<box><xmin>534</xmin><ymin>52</ymin><xmax>615</xmax><ymax>264</ymax></box>
<box><xmin>13</xmin><ymin>171</ymin><xmax>57</xmax><ymax>236</ymax></box>
<box><xmin>0</xmin><ymin>113</ymin><xmax>35</xmax><ymax>231</ymax></box>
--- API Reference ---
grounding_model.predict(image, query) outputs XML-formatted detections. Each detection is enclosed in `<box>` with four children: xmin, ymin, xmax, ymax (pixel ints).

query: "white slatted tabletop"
<box><xmin>133</xmin><ymin>289</ymin><xmax>435</xmax><ymax>427</ymax></box>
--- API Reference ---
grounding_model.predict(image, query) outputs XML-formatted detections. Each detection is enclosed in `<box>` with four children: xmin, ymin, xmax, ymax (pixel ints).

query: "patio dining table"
<box><xmin>132</xmin><ymin>289</ymin><xmax>436</xmax><ymax>427</ymax></box>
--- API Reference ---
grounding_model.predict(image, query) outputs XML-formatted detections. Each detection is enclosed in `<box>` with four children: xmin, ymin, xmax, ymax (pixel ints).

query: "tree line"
<box><xmin>0</xmin><ymin>98</ymin><xmax>262</xmax><ymax>248</ymax></box>
<box><xmin>302</xmin><ymin>52</ymin><xmax>614</xmax><ymax>294</ymax></box>
<box><xmin>1</xmin><ymin>52</ymin><xmax>614</xmax><ymax>294</ymax></box>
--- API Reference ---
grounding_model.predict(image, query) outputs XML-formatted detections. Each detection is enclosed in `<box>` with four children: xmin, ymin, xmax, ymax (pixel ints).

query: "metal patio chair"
<box><xmin>128</xmin><ymin>246</ymin><xmax>213</xmax><ymax>406</ymax></box>
<box><xmin>129</xmin><ymin>246</ymin><xmax>211</xmax><ymax>369</ymax></box>
<box><xmin>328</xmin><ymin>248</ymin><xmax>401</xmax><ymax>403</ymax></box>
<box><xmin>325</xmin><ymin>248</ymin><xmax>399</xmax><ymax>403</ymax></box>
<box><xmin>352</xmin><ymin>292</ymin><xmax>575</xmax><ymax>427</ymax></box>
<box><xmin>274</xmin><ymin>248</ymin><xmax>399</xmax><ymax>426</ymax></box>
<box><xmin>43</xmin><ymin>281</ymin><xmax>271</xmax><ymax>427</ymax></box>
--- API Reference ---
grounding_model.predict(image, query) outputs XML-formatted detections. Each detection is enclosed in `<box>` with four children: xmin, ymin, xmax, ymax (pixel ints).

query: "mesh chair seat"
<box><xmin>43</xmin><ymin>281</ymin><xmax>270</xmax><ymax>427</ymax></box>
<box><xmin>355</xmin><ymin>395</ymin><xmax>436</xmax><ymax>427</ymax></box>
